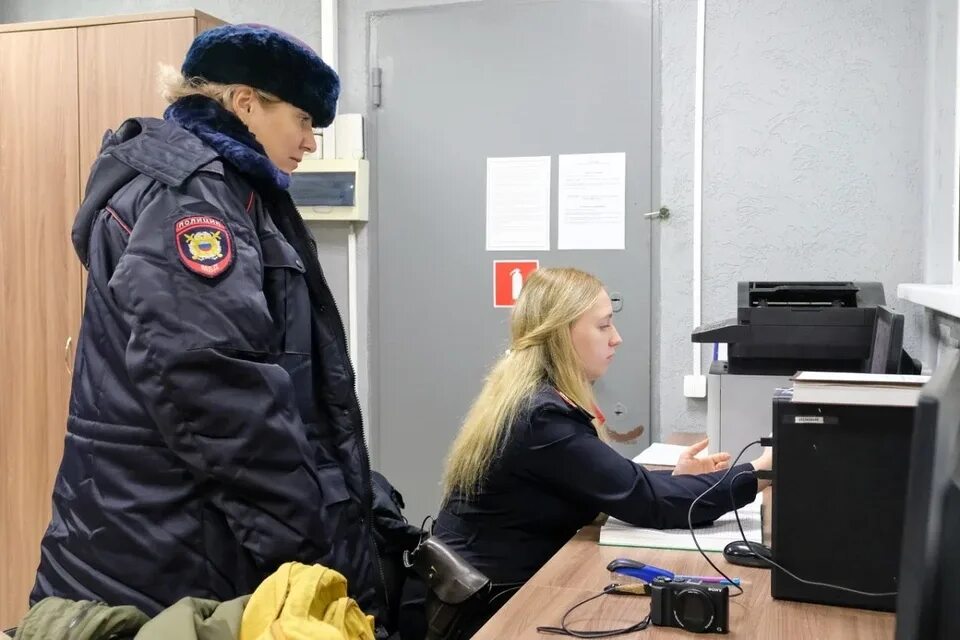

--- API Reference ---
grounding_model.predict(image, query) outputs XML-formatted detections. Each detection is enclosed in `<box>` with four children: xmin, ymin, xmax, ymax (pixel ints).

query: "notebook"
<box><xmin>599</xmin><ymin>493</ymin><xmax>763</xmax><ymax>552</ymax></box>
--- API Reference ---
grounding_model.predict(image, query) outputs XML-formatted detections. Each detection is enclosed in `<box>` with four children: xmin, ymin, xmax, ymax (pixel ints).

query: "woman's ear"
<box><xmin>231</xmin><ymin>86</ymin><xmax>256</xmax><ymax>121</ymax></box>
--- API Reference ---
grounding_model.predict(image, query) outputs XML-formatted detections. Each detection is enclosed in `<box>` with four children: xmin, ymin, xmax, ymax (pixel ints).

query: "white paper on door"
<box><xmin>557</xmin><ymin>152</ymin><xmax>626</xmax><ymax>250</ymax></box>
<box><xmin>485</xmin><ymin>156</ymin><xmax>551</xmax><ymax>251</ymax></box>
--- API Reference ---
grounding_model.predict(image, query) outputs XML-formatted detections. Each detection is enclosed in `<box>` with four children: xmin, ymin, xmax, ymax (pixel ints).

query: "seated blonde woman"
<box><xmin>436</xmin><ymin>267</ymin><xmax>772</xmax><ymax>634</ymax></box>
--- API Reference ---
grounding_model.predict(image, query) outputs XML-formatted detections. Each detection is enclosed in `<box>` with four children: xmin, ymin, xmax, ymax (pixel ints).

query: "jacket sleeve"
<box><xmin>108</xmin><ymin>194</ymin><xmax>334</xmax><ymax>570</ymax></box>
<box><xmin>516</xmin><ymin>408</ymin><xmax>758</xmax><ymax>529</ymax></box>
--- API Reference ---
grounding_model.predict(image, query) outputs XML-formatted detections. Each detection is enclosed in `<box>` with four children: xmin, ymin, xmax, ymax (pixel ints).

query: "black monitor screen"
<box><xmin>868</xmin><ymin>306</ymin><xmax>904</xmax><ymax>374</ymax></box>
<box><xmin>934</xmin><ymin>471</ymin><xmax>960</xmax><ymax>639</ymax></box>
<box><xmin>895</xmin><ymin>348</ymin><xmax>960</xmax><ymax>639</ymax></box>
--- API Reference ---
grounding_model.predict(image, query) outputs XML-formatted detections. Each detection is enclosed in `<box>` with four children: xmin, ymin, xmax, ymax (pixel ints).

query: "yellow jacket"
<box><xmin>240</xmin><ymin>563</ymin><xmax>375</xmax><ymax>640</ymax></box>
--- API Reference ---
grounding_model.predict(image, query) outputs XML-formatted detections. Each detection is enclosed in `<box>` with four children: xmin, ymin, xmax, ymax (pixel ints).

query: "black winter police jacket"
<box><xmin>30</xmin><ymin>114</ymin><xmax>387</xmax><ymax>623</ymax></box>
<box><xmin>436</xmin><ymin>385</ymin><xmax>759</xmax><ymax>585</ymax></box>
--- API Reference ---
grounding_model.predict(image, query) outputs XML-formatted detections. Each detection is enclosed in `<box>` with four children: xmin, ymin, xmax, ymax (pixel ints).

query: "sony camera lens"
<box><xmin>673</xmin><ymin>588</ymin><xmax>716</xmax><ymax>632</ymax></box>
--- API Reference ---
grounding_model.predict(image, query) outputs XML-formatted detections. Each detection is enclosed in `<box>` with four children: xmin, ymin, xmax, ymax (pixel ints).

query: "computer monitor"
<box><xmin>934</xmin><ymin>466</ymin><xmax>960</xmax><ymax>639</ymax></box>
<box><xmin>867</xmin><ymin>306</ymin><xmax>904</xmax><ymax>374</ymax></box>
<box><xmin>895</xmin><ymin>348</ymin><xmax>960</xmax><ymax>639</ymax></box>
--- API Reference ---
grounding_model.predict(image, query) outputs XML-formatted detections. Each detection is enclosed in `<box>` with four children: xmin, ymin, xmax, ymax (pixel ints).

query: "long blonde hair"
<box><xmin>157</xmin><ymin>64</ymin><xmax>282</xmax><ymax>109</ymax></box>
<box><xmin>441</xmin><ymin>267</ymin><xmax>604</xmax><ymax>501</ymax></box>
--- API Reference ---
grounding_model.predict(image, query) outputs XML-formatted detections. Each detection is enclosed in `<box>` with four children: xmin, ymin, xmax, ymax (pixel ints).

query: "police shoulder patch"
<box><xmin>175</xmin><ymin>215</ymin><xmax>234</xmax><ymax>279</ymax></box>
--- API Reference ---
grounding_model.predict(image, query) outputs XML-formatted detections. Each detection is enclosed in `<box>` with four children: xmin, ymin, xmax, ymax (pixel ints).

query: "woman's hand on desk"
<box><xmin>750</xmin><ymin>446</ymin><xmax>773</xmax><ymax>491</ymax></box>
<box><xmin>670</xmin><ymin>438</ymin><xmax>772</xmax><ymax>492</ymax></box>
<box><xmin>672</xmin><ymin>438</ymin><xmax>731</xmax><ymax>475</ymax></box>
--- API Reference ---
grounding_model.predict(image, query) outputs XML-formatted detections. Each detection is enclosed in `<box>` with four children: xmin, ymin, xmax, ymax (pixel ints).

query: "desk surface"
<box><xmin>473</xmin><ymin>433</ymin><xmax>896</xmax><ymax>639</ymax></box>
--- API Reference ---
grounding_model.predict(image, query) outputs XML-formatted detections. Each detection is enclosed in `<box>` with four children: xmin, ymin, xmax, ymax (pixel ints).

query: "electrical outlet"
<box><xmin>683</xmin><ymin>374</ymin><xmax>707</xmax><ymax>398</ymax></box>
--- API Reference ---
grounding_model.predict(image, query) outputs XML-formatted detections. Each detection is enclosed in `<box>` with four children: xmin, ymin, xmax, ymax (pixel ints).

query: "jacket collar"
<box><xmin>534</xmin><ymin>384</ymin><xmax>597</xmax><ymax>423</ymax></box>
<box><xmin>164</xmin><ymin>95</ymin><xmax>290</xmax><ymax>191</ymax></box>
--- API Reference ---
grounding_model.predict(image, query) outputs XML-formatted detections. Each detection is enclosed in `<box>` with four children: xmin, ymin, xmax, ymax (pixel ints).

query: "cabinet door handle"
<box><xmin>65</xmin><ymin>336</ymin><xmax>73</xmax><ymax>375</ymax></box>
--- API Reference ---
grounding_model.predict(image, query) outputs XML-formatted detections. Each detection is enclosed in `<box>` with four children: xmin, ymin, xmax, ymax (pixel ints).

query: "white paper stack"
<box><xmin>599</xmin><ymin>494</ymin><xmax>763</xmax><ymax>552</ymax></box>
<box><xmin>632</xmin><ymin>442</ymin><xmax>707</xmax><ymax>467</ymax></box>
<box><xmin>790</xmin><ymin>371</ymin><xmax>929</xmax><ymax>407</ymax></box>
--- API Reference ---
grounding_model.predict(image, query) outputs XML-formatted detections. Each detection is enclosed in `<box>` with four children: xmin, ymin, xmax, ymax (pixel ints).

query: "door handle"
<box><xmin>643</xmin><ymin>207</ymin><xmax>670</xmax><ymax>220</ymax></box>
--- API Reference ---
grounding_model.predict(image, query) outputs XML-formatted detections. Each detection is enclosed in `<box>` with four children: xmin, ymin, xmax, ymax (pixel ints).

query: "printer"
<box><xmin>691</xmin><ymin>282</ymin><xmax>918</xmax><ymax>457</ymax></box>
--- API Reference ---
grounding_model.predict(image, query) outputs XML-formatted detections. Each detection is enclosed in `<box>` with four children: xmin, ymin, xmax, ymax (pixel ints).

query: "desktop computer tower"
<box><xmin>771</xmin><ymin>389</ymin><xmax>915</xmax><ymax>611</ymax></box>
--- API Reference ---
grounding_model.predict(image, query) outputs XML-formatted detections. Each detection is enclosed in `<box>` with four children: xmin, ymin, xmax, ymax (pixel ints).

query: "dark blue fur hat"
<box><xmin>182</xmin><ymin>24</ymin><xmax>339</xmax><ymax>127</ymax></box>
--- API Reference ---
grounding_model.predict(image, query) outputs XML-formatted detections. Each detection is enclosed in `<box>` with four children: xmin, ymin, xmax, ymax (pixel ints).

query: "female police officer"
<box><xmin>437</xmin><ymin>267</ymin><xmax>773</xmax><ymax>635</ymax></box>
<box><xmin>29</xmin><ymin>24</ymin><xmax>406</xmax><ymax>636</ymax></box>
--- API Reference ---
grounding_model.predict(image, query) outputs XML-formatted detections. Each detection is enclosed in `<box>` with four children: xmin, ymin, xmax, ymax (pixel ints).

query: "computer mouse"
<box><xmin>723</xmin><ymin>540</ymin><xmax>773</xmax><ymax>569</ymax></box>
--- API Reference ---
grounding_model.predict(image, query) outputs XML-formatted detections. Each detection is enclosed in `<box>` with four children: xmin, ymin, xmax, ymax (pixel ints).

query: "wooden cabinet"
<box><xmin>0</xmin><ymin>26</ymin><xmax>83</xmax><ymax>631</ymax></box>
<box><xmin>0</xmin><ymin>11</ymin><xmax>223</xmax><ymax>629</ymax></box>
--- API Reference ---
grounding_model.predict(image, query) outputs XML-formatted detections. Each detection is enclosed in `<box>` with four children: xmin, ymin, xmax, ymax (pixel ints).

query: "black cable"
<box><xmin>685</xmin><ymin>440</ymin><xmax>761</xmax><ymax>598</ymax></box>
<box><xmin>536</xmin><ymin>585</ymin><xmax>651</xmax><ymax>638</ymax></box>
<box><xmin>542</xmin><ymin>436</ymin><xmax>897</xmax><ymax>639</ymax></box>
<box><xmin>685</xmin><ymin>439</ymin><xmax>897</xmax><ymax>599</ymax></box>
<box><xmin>487</xmin><ymin>583</ymin><xmax>524</xmax><ymax>607</ymax></box>
<box><xmin>728</xmin><ymin>469</ymin><xmax>773</xmax><ymax>561</ymax></box>
<box><xmin>726</xmin><ymin>471</ymin><xmax>898</xmax><ymax>598</ymax></box>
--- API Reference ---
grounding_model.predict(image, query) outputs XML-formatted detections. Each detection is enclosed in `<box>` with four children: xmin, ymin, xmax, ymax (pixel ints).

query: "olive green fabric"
<box><xmin>133</xmin><ymin>596</ymin><xmax>249</xmax><ymax>640</ymax></box>
<box><xmin>14</xmin><ymin>597</ymin><xmax>149</xmax><ymax>640</ymax></box>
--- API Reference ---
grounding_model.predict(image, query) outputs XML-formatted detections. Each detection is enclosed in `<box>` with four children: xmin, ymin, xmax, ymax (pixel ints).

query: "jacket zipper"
<box><xmin>302</xmin><ymin>233</ymin><xmax>391</xmax><ymax>617</ymax></box>
<box><xmin>317</xmin><ymin>260</ymin><xmax>391</xmax><ymax>614</ymax></box>
<box><xmin>266</xmin><ymin>193</ymin><xmax>392</xmax><ymax>619</ymax></box>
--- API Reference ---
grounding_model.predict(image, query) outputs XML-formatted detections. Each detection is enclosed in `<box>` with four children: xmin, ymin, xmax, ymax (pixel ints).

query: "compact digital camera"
<box><xmin>649</xmin><ymin>578</ymin><xmax>730</xmax><ymax>634</ymax></box>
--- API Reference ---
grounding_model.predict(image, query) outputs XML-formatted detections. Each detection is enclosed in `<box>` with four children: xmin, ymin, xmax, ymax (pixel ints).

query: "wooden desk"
<box><xmin>473</xmin><ymin>433</ymin><xmax>895</xmax><ymax>639</ymax></box>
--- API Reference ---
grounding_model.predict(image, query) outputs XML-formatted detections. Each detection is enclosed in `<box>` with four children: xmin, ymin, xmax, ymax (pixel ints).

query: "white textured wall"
<box><xmin>659</xmin><ymin>0</ymin><xmax>928</xmax><ymax>433</ymax></box>
<box><xmin>923</xmin><ymin>0</ymin><xmax>957</xmax><ymax>288</ymax></box>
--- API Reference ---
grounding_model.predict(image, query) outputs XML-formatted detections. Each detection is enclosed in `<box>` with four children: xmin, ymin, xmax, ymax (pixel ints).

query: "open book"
<box><xmin>790</xmin><ymin>371</ymin><xmax>929</xmax><ymax>407</ymax></box>
<box><xmin>599</xmin><ymin>494</ymin><xmax>762</xmax><ymax>552</ymax></box>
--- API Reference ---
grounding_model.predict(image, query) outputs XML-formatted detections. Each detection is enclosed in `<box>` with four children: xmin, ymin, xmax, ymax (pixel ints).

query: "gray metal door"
<box><xmin>372</xmin><ymin>0</ymin><xmax>654</xmax><ymax>522</ymax></box>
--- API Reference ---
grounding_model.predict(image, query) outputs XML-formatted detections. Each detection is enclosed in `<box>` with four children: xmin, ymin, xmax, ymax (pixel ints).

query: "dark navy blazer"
<box><xmin>436</xmin><ymin>385</ymin><xmax>759</xmax><ymax>584</ymax></box>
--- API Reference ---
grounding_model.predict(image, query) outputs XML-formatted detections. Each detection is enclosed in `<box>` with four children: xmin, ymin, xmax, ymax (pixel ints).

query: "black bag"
<box><xmin>403</xmin><ymin>529</ymin><xmax>491</xmax><ymax>640</ymax></box>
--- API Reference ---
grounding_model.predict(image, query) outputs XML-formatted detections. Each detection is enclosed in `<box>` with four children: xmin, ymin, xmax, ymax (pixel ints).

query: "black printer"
<box><xmin>692</xmin><ymin>281</ymin><xmax>916</xmax><ymax>375</ymax></box>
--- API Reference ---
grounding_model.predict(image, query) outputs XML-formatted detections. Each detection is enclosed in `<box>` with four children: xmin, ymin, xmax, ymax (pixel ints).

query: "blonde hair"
<box><xmin>441</xmin><ymin>267</ymin><xmax>604</xmax><ymax>501</ymax></box>
<box><xmin>157</xmin><ymin>64</ymin><xmax>282</xmax><ymax>110</ymax></box>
